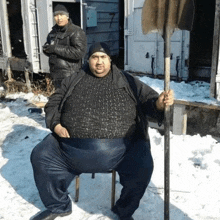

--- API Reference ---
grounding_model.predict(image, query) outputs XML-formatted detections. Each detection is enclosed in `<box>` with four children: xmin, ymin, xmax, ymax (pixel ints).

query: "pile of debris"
<box><xmin>0</xmin><ymin>71</ymin><xmax>55</xmax><ymax>98</ymax></box>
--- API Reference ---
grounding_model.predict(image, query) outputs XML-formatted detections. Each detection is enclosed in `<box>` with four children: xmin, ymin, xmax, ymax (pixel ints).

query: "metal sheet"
<box><xmin>142</xmin><ymin>0</ymin><xmax>194</xmax><ymax>36</ymax></box>
<box><xmin>35</xmin><ymin>0</ymin><xmax>51</xmax><ymax>73</ymax></box>
<box><xmin>21</xmin><ymin>0</ymin><xmax>40</xmax><ymax>73</ymax></box>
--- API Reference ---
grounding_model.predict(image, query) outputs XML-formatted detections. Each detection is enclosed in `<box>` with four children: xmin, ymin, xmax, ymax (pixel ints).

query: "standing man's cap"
<box><xmin>88</xmin><ymin>42</ymin><xmax>111</xmax><ymax>58</ymax></box>
<box><xmin>53</xmin><ymin>4</ymin><xmax>69</xmax><ymax>17</ymax></box>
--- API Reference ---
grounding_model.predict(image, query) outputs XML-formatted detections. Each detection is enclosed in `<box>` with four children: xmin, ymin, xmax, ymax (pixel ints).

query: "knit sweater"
<box><xmin>60</xmin><ymin>71</ymin><xmax>137</xmax><ymax>138</ymax></box>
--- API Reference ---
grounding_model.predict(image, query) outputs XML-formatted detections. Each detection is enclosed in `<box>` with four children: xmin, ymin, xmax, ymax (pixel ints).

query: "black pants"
<box><xmin>30</xmin><ymin>134</ymin><xmax>153</xmax><ymax>219</ymax></box>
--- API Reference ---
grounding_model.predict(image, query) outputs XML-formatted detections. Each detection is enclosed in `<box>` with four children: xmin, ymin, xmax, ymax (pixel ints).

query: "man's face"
<box><xmin>89</xmin><ymin>52</ymin><xmax>111</xmax><ymax>77</ymax></box>
<box><xmin>54</xmin><ymin>13</ymin><xmax>69</xmax><ymax>26</ymax></box>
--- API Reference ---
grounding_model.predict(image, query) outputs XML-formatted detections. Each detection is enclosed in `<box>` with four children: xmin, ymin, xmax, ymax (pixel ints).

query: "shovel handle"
<box><xmin>164</xmin><ymin>31</ymin><xmax>171</xmax><ymax>220</ymax></box>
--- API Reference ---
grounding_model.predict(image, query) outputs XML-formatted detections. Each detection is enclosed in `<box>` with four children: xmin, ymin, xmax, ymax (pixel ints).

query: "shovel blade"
<box><xmin>142</xmin><ymin>0</ymin><xmax>194</xmax><ymax>36</ymax></box>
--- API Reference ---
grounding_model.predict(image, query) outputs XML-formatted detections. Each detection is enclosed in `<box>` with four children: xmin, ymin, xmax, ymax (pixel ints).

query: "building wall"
<box><xmin>85</xmin><ymin>0</ymin><xmax>119</xmax><ymax>59</ymax></box>
<box><xmin>124</xmin><ymin>0</ymin><xmax>190</xmax><ymax>80</ymax></box>
<box><xmin>0</xmin><ymin>0</ymin><xmax>120</xmax><ymax>73</ymax></box>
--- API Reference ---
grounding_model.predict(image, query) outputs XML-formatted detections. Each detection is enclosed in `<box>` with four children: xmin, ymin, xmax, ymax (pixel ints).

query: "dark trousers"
<box><xmin>30</xmin><ymin>133</ymin><xmax>153</xmax><ymax>218</ymax></box>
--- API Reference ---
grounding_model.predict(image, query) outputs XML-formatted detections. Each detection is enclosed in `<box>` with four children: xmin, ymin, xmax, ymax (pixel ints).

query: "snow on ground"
<box><xmin>139</xmin><ymin>76</ymin><xmax>219</xmax><ymax>105</ymax></box>
<box><xmin>0</xmin><ymin>77</ymin><xmax>220</xmax><ymax>220</ymax></box>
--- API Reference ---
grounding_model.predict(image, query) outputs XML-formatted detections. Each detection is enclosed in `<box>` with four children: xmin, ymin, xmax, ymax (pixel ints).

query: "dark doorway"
<box><xmin>119</xmin><ymin>0</ymin><xmax>124</xmax><ymax>53</ymax></box>
<box><xmin>189</xmin><ymin>0</ymin><xmax>215</xmax><ymax>81</ymax></box>
<box><xmin>112</xmin><ymin>0</ymin><xmax>124</xmax><ymax>69</ymax></box>
<box><xmin>52</xmin><ymin>2</ymin><xmax>81</xmax><ymax>27</ymax></box>
<box><xmin>7</xmin><ymin>0</ymin><xmax>26</xmax><ymax>58</ymax></box>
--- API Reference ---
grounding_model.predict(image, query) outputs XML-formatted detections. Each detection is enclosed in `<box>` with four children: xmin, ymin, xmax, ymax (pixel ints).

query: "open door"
<box><xmin>125</xmin><ymin>0</ymin><xmax>190</xmax><ymax>80</ymax></box>
<box><xmin>210</xmin><ymin>0</ymin><xmax>220</xmax><ymax>100</ymax></box>
<box><xmin>36</xmin><ymin>0</ymin><xmax>83</xmax><ymax>73</ymax></box>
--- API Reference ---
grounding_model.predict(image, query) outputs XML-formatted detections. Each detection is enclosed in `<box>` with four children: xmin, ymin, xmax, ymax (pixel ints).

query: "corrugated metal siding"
<box><xmin>85</xmin><ymin>0</ymin><xmax>119</xmax><ymax>59</ymax></box>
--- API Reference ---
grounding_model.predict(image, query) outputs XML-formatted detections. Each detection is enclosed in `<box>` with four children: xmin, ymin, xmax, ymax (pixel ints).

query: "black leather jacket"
<box><xmin>44</xmin><ymin>20</ymin><xmax>87</xmax><ymax>80</ymax></box>
<box><xmin>45</xmin><ymin>64</ymin><xmax>164</xmax><ymax>141</ymax></box>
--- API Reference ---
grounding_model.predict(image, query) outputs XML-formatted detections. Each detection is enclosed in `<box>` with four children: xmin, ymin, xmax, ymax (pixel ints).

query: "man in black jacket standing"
<box><xmin>43</xmin><ymin>4</ymin><xmax>87</xmax><ymax>89</ymax></box>
<box><xmin>31</xmin><ymin>42</ymin><xmax>174</xmax><ymax>220</ymax></box>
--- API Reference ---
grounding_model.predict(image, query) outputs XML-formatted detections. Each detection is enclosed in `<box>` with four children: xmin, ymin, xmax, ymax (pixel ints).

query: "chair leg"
<box><xmin>74</xmin><ymin>172</ymin><xmax>116</xmax><ymax>208</ymax></box>
<box><xmin>75</xmin><ymin>176</ymin><xmax>80</xmax><ymax>202</ymax></box>
<box><xmin>111</xmin><ymin>170</ymin><xmax>116</xmax><ymax>209</ymax></box>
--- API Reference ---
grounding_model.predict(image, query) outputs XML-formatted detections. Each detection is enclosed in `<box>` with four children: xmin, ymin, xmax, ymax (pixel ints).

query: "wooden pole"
<box><xmin>111</xmin><ymin>170</ymin><xmax>116</xmax><ymax>209</ymax></box>
<box><xmin>24</xmin><ymin>68</ymin><xmax>32</xmax><ymax>93</ymax></box>
<box><xmin>162</xmin><ymin>1</ymin><xmax>171</xmax><ymax>219</ymax></box>
<box><xmin>75</xmin><ymin>176</ymin><xmax>80</xmax><ymax>202</ymax></box>
<box><xmin>163</xmin><ymin>21</ymin><xmax>171</xmax><ymax>220</ymax></box>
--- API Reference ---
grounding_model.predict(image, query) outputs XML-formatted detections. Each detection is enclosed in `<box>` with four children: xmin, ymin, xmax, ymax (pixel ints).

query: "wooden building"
<box><xmin>0</xmin><ymin>0</ymin><xmax>121</xmax><ymax>74</ymax></box>
<box><xmin>0</xmin><ymin>0</ymin><xmax>220</xmax><ymax>100</ymax></box>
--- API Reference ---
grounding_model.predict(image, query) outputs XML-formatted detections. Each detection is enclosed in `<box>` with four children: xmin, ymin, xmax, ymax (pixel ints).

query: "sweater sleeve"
<box><xmin>132</xmin><ymin>75</ymin><xmax>164</xmax><ymax>125</ymax></box>
<box><xmin>142</xmin><ymin>97</ymin><xmax>164</xmax><ymax>126</ymax></box>
<box><xmin>44</xmin><ymin>78</ymin><xmax>70</xmax><ymax>131</ymax></box>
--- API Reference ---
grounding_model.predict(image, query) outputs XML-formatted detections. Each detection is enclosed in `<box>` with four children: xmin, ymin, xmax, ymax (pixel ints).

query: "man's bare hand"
<box><xmin>54</xmin><ymin>124</ymin><xmax>70</xmax><ymax>138</ymax></box>
<box><xmin>156</xmin><ymin>90</ymin><xmax>174</xmax><ymax>110</ymax></box>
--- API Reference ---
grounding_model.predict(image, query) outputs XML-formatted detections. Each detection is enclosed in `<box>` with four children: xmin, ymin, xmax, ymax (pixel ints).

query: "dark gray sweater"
<box><xmin>60</xmin><ymin>71</ymin><xmax>137</xmax><ymax>138</ymax></box>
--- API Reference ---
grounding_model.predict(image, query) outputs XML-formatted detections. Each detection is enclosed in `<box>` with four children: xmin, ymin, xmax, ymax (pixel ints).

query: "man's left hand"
<box><xmin>156</xmin><ymin>90</ymin><xmax>174</xmax><ymax>110</ymax></box>
<box><xmin>43</xmin><ymin>45</ymin><xmax>55</xmax><ymax>54</ymax></box>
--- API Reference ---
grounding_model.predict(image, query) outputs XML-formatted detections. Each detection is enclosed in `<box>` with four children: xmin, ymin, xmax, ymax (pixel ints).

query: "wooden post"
<box><xmin>24</xmin><ymin>68</ymin><xmax>32</xmax><ymax>93</ymax></box>
<box><xmin>111</xmin><ymin>170</ymin><xmax>116</xmax><ymax>209</ymax></box>
<box><xmin>75</xmin><ymin>176</ymin><xmax>80</xmax><ymax>202</ymax></box>
<box><xmin>6</xmin><ymin>61</ymin><xmax>13</xmax><ymax>81</ymax></box>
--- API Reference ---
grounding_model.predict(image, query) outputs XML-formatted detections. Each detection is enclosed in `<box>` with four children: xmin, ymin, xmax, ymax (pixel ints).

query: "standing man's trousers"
<box><xmin>30</xmin><ymin>133</ymin><xmax>153</xmax><ymax>219</ymax></box>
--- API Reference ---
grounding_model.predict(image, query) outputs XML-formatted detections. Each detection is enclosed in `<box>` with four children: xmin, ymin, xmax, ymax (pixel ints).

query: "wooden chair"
<box><xmin>74</xmin><ymin>170</ymin><xmax>116</xmax><ymax>209</ymax></box>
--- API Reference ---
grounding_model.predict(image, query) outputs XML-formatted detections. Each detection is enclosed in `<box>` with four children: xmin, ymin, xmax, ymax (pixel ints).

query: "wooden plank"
<box><xmin>28</xmin><ymin>101</ymin><xmax>47</xmax><ymax>108</ymax></box>
<box><xmin>173</xmin><ymin>104</ymin><xmax>187</xmax><ymax>135</ymax></box>
<box><xmin>75</xmin><ymin>176</ymin><xmax>80</xmax><ymax>202</ymax></box>
<box><xmin>210</xmin><ymin>0</ymin><xmax>220</xmax><ymax>98</ymax></box>
<box><xmin>174</xmin><ymin>100</ymin><xmax>220</xmax><ymax>110</ymax></box>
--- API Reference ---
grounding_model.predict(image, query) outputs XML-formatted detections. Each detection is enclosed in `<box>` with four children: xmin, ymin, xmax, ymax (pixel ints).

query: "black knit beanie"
<box><xmin>88</xmin><ymin>42</ymin><xmax>111</xmax><ymax>58</ymax></box>
<box><xmin>53</xmin><ymin>4</ymin><xmax>69</xmax><ymax>17</ymax></box>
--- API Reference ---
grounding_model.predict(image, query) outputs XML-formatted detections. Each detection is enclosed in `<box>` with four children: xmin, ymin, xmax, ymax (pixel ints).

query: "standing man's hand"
<box><xmin>43</xmin><ymin>45</ymin><xmax>55</xmax><ymax>54</ymax></box>
<box><xmin>54</xmin><ymin>124</ymin><xmax>70</xmax><ymax>138</ymax></box>
<box><xmin>156</xmin><ymin>90</ymin><xmax>174</xmax><ymax>110</ymax></box>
